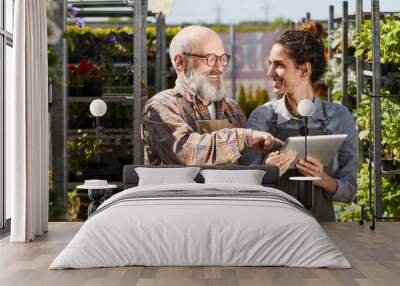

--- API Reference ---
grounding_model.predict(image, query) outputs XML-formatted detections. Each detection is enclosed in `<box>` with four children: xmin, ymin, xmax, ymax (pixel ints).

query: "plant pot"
<box><xmin>389</xmin><ymin>63</ymin><xmax>400</xmax><ymax>73</ymax></box>
<box><xmin>69</xmin><ymin>120</ymin><xmax>94</xmax><ymax>130</ymax></box>
<box><xmin>364</xmin><ymin>62</ymin><xmax>390</xmax><ymax>76</ymax></box>
<box><xmin>82</xmin><ymin>81</ymin><xmax>103</xmax><ymax>97</ymax></box>
<box><xmin>382</xmin><ymin>160</ymin><xmax>400</xmax><ymax>172</ymax></box>
<box><xmin>69</xmin><ymin>53</ymin><xmax>80</xmax><ymax>64</ymax></box>
<box><xmin>69</xmin><ymin>171</ymin><xmax>77</xmax><ymax>182</ymax></box>
<box><xmin>83</xmin><ymin>161</ymin><xmax>122</xmax><ymax>182</ymax></box>
<box><xmin>122</xmin><ymin>119</ymin><xmax>132</xmax><ymax>128</ymax></box>
<box><xmin>68</xmin><ymin>86</ymin><xmax>85</xmax><ymax>97</ymax></box>
<box><xmin>112</xmin><ymin>55</ymin><xmax>124</xmax><ymax>62</ymax></box>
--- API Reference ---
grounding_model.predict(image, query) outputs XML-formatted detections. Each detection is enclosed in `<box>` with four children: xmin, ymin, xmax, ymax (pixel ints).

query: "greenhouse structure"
<box><xmin>1</xmin><ymin>0</ymin><xmax>400</xmax><ymax>284</ymax></box>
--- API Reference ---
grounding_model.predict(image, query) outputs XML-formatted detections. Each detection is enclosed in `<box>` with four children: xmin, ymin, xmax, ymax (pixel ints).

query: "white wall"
<box><xmin>5</xmin><ymin>44</ymin><xmax>12</xmax><ymax>220</ymax></box>
<box><xmin>5</xmin><ymin>0</ymin><xmax>14</xmax><ymax>220</ymax></box>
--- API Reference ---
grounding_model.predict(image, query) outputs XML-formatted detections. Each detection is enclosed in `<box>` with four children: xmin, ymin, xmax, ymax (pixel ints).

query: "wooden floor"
<box><xmin>0</xmin><ymin>222</ymin><xmax>399</xmax><ymax>286</ymax></box>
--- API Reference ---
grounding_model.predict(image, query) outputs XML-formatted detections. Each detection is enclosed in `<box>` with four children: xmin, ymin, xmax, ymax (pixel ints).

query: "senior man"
<box><xmin>142</xmin><ymin>25</ymin><xmax>285</xmax><ymax>166</ymax></box>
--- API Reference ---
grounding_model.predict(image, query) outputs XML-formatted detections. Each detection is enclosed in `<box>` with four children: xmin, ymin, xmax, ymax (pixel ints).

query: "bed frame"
<box><xmin>122</xmin><ymin>165</ymin><xmax>280</xmax><ymax>189</ymax></box>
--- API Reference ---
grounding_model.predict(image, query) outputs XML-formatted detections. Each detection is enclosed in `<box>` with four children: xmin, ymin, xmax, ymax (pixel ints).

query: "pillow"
<box><xmin>135</xmin><ymin>167</ymin><xmax>201</xmax><ymax>186</ymax></box>
<box><xmin>200</xmin><ymin>169</ymin><xmax>266</xmax><ymax>185</ymax></box>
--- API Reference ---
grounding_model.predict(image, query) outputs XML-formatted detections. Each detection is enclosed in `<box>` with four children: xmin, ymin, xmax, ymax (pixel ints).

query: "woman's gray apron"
<box><xmin>271</xmin><ymin>102</ymin><xmax>336</xmax><ymax>221</ymax></box>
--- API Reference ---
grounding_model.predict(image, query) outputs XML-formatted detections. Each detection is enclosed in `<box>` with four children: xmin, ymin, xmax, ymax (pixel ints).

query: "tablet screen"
<box><xmin>280</xmin><ymin>134</ymin><xmax>347</xmax><ymax>168</ymax></box>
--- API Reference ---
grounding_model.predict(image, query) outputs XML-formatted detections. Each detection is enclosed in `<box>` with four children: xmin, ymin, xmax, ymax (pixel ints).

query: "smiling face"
<box><xmin>184</xmin><ymin>33</ymin><xmax>227</xmax><ymax>102</ymax></box>
<box><xmin>266</xmin><ymin>43</ymin><xmax>306</xmax><ymax>96</ymax></box>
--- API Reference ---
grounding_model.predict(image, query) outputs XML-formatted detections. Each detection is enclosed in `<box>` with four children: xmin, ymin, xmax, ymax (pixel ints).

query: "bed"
<box><xmin>50</xmin><ymin>165</ymin><xmax>350</xmax><ymax>269</ymax></box>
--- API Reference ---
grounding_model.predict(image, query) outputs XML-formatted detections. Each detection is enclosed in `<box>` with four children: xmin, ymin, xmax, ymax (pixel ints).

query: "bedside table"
<box><xmin>77</xmin><ymin>180</ymin><xmax>117</xmax><ymax>216</ymax></box>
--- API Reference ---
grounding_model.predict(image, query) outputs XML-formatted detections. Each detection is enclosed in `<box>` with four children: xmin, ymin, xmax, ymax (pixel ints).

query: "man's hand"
<box><xmin>264</xmin><ymin>150</ymin><xmax>297</xmax><ymax>176</ymax></box>
<box><xmin>251</xmin><ymin>130</ymin><xmax>284</xmax><ymax>154</ymax></box>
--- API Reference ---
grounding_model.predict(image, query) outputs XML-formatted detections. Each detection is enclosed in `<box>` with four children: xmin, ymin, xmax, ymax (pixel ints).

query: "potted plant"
<box><xmin>354</xmin><ymin>13</ymin><xmax>400</xmax><ymax>75</ymax></box>
<box><xmin>67</xmin><ymin>59</ymin><xmax>104</xmax><ymax>97</ymax></box>
<box><xmin>380</xmin><ymin>98</ymin><xmax>400</xmax><ymax>171</ymax></box>
<box><xmin>354</xmin><ymin>90</ymin><xmax>400</xmax><ymax>172</ymax></box>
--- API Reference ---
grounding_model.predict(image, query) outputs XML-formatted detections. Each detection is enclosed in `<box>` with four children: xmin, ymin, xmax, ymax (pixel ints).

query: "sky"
<box><xmin>165</xmin><ymin>0</ymin><xmax>400</xmax><ymax>24</ymax></box>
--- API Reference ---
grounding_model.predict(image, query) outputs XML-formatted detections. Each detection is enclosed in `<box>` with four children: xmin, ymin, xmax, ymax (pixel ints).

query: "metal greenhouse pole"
<box><xmin>341</xmin><ymin>1</ymin><xmax>350</xmax><ymax>108</ymax></box>
<box><xmin>69</xmin><ymin>0</ymin><xmax>159</xmax><ymax>168</ymax></box>
<box><xmin>371</xmin><ymin>0</ymin><xmax>382</xmax><ymax>222</ymax></box>
<box><xmin>51</xmin><ymin>0</ymin><xmax>68</xmax><ymax>217</ymax></box>
<box><xmin>229</xmin><ymin>24</ymin><xmax>237</xmax><ymax>100</ymax></box>
<box><xmin>133</xmin><ymin>0</ymin><xmax>144</xmax><ymax>164</ymax></box>
<box><xmin>355</xmin><ymin>0</ymin><xmax>364</xmax><ymax>108</ymax></box>
<box><xmin>327</xmin><ymin>5</ymin><xmax>334</xmax><ymax>102</ymax></box>
<box><xmin>155</xmin><ymin>13</ymin><xmax>167</xmax><ymax>92</ymax></box>
<box><xmin>142</xmin><ymin>0</ymin><xmax>148</xmax><ymax>91</ymax></box>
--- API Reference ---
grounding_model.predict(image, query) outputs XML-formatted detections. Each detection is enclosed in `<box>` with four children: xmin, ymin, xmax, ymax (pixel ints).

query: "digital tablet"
<box><xmin>280</xmin><ymin>134</ymin><xmax>348</xmax><ymax>168</ymax></box>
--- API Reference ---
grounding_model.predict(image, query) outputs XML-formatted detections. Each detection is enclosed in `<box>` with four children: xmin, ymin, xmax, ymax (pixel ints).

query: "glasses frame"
<box><xmin>182</xmin><ymin>52</ymin><xmax>231</xmax><ymax>67</ymax></box>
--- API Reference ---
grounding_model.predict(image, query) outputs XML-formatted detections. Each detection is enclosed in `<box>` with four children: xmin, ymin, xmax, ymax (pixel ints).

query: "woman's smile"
<box><xmin>271</xmin><ymin>76</ymin><xmax>284</xmax><ymax>89</ymax></box>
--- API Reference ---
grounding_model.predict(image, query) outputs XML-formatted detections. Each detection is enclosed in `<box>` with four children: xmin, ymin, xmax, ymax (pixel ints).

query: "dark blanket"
<box><xmin>92</xmin><ymin>189</ymin><xmax>312</xmax><ymax>218</ymax></box>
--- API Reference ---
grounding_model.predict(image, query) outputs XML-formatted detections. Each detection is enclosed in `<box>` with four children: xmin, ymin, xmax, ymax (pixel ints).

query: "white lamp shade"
<box><xmin>149</xmin><ymin>0</ymin><xmax>173</xmax><ymax>15</ymax></box>
<box><xmin>89</xmin><ymin>99</ymin><xmax>107</xmax><ymax>117</ymax></box>
<box><xmin>298</xmin><ymin>99</ymin><xmax>314</xmax><ymax>117</ymax></box>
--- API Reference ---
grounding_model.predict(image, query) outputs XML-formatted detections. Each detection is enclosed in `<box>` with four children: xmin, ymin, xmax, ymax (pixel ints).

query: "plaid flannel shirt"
<box><xmin>142</xmin><ymin>80</ymin><xmax>253</xmax><ymax>165</ymax></box>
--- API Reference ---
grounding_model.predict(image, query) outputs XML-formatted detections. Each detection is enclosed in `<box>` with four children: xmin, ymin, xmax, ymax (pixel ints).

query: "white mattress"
<box><xmin>50</xmin><ymin>183</ymin><xmax>351</xmax><ymax>269</ymax></box>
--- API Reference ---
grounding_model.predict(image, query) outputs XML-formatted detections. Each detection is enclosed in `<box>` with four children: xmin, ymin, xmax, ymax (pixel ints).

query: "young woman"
<box><xmin>240</xmin><ymin>22</ymin><xmax>358</xmax><ymax>221</ymax></box>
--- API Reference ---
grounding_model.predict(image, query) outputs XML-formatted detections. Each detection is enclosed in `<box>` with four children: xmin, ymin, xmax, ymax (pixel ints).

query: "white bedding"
<box><xmin>50</xmin><ymin>183</ymin><xmax>351</xmax><ymax>269</ymax></box>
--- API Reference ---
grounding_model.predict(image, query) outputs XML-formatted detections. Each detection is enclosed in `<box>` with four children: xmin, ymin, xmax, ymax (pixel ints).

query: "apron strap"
<box><xmin>320</xmin><ymin>101</ymin><xmax>330</xmax><ymax>135</ymax></box>
<box><xmin>272</xmin><ymin>102</ymin><xmax>328</xmax><ymax>135</ymax></box>
<box><xmin>271</xmin><ymin>112</ymin><xmax>278</xmax><ymax>136</ymax></box>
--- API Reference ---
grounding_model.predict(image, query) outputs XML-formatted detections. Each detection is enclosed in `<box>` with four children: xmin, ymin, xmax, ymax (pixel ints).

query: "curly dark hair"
<box><xmin>276</xmin><ymin>21</ymin><xmax>327</xmax><ymax>84</ymax></box>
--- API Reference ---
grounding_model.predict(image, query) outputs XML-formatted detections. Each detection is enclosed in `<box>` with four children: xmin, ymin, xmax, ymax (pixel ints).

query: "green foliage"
<box><xmin>354</xmin><ymin>89</ymin><xmax>400</xmax><ymax>163</ymax></box>
<box><xmin>64</xmin><ymin>25</ymin><xmax>181</xmax><ymax>95</ymax></box>
<box><xmin>353</xmin><ymin>12</ymin><xmax>400</xmax><ymax>63</ymax></box>
<box><xmin>336</xmin><ymin>163</ymin><xmax>400</xmax><ymax>221</ymax></box>
<box><xmin>67</xmin><ymin>189</ymin><xmax>83</xmax><ymax>222</ymax></box>
<box><xmin>48</xmin><ymin>170</ymin><xmax>61</xmax><ymax>221</ymax></box>
<box><xmin>338</xmin><ymin>87</ymin><xmax>400</xmax><ymax>221</ymax></box>
<box><xmin>237</xmin><ymin>84</ymin><xmax>270</xmax><ymax>119</ymax></box>
<box><xmin>329</xmin><ymin>23</ymin><xmax>358</xmax><ymax>54</ymax></box>
<box><xmin>266</xmin><ymin>17</ymin><xmax>295</xmax><ymax>32</ymax></box>
<box><xmin>330</xmin><ymin>10</ymin><xmax>400</xmax><ymax>221</ymax></box>
<box><xmin>67</xmin><ymin>131</ymin><xmax>96</xmax><ymax>174</ymax></box>
<box><xmin>48</xmin><ymin>170</ymin><xmax>70</xmax><ymax>221</ymax></box>
<box><xmin>323</xmin><ymin>58</ymin><xmax>357</xmax><ymax>104</ymax></box>
<box><xmin>353</xmin><ymin>21</ymin><xmax>372</xmax><ymax>60</ymax></box>
<box><xmin>209</xmin><ymin>17</ymin><xmax>294</xmax><ymax>33</ymax></box>
<box><xmin>67</xmin><ymin>132</ymin><xmax>132</xmax><ymax>177</ymax></box>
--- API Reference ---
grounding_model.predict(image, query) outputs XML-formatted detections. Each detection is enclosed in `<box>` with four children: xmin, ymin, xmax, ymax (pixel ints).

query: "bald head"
<box><xmin>169</xmin><ymin>26</ymin><xmax>227</xmax><ymax>103</ymax></box>
<box><xmin>169</xmin><ymin>25</ymin><xmax>224</xmax><ymax>70</ymax></box>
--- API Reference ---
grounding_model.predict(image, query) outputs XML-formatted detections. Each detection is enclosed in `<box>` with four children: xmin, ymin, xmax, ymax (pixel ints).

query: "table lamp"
<box><xmin>89</xmin><ymin>99</ymin><xmax>107</xmax><ymax>163</ymax></box>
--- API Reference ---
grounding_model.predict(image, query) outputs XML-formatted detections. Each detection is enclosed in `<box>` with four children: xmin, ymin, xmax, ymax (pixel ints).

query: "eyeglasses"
<box><xmin>182</xmin><ymin>52</ymin><xmax>231</xmax><ymax>67</ymax></box>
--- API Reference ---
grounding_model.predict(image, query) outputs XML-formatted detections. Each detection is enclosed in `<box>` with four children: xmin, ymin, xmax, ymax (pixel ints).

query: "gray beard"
<box><xmin>185</xmin><ymin>68</ymin><xmax>226</xmax><ymax>102</ymax></box>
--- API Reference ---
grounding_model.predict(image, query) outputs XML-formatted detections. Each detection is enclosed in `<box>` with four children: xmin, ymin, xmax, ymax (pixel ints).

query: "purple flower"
<box><xmin>120</xmin><ymin>32</ymin><xmax>131</xmax><ymax>42</ymax></box>
<box><xmin>75</xmin><ymin>18</ymin><xmax>85</xmax><ymax>29</ymax></box>
<box><xmin>105</xmin><ymin>34</ymin><xmax>117</xmax><ymax>44</ymax></box>
<box><xmin>67</xmin><ymin>5</ymin><xmax>78</xmax><ymax>17</ymax></box>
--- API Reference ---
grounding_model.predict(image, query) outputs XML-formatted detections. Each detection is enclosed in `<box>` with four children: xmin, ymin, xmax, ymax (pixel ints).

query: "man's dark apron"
<box><xmin>195</xmin><ymin>119</ymin><xmax>235</xmax><ymax>133</ymax></box>
<box><xmin>179</xmin><ymin>97</ymin><xmax>237</xmax><ymax>133</ymax></box>
<box><xmin>271</xmin><ymin>102</ymin><xmax>336</xmax><ymax>221</ymax></box>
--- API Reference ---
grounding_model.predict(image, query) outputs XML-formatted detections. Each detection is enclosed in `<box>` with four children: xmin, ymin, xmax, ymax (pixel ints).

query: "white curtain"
<box><xmin>7</xmin><ymin>0</ymin><xmax>49</xmax><ymax>242</ymax></box>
